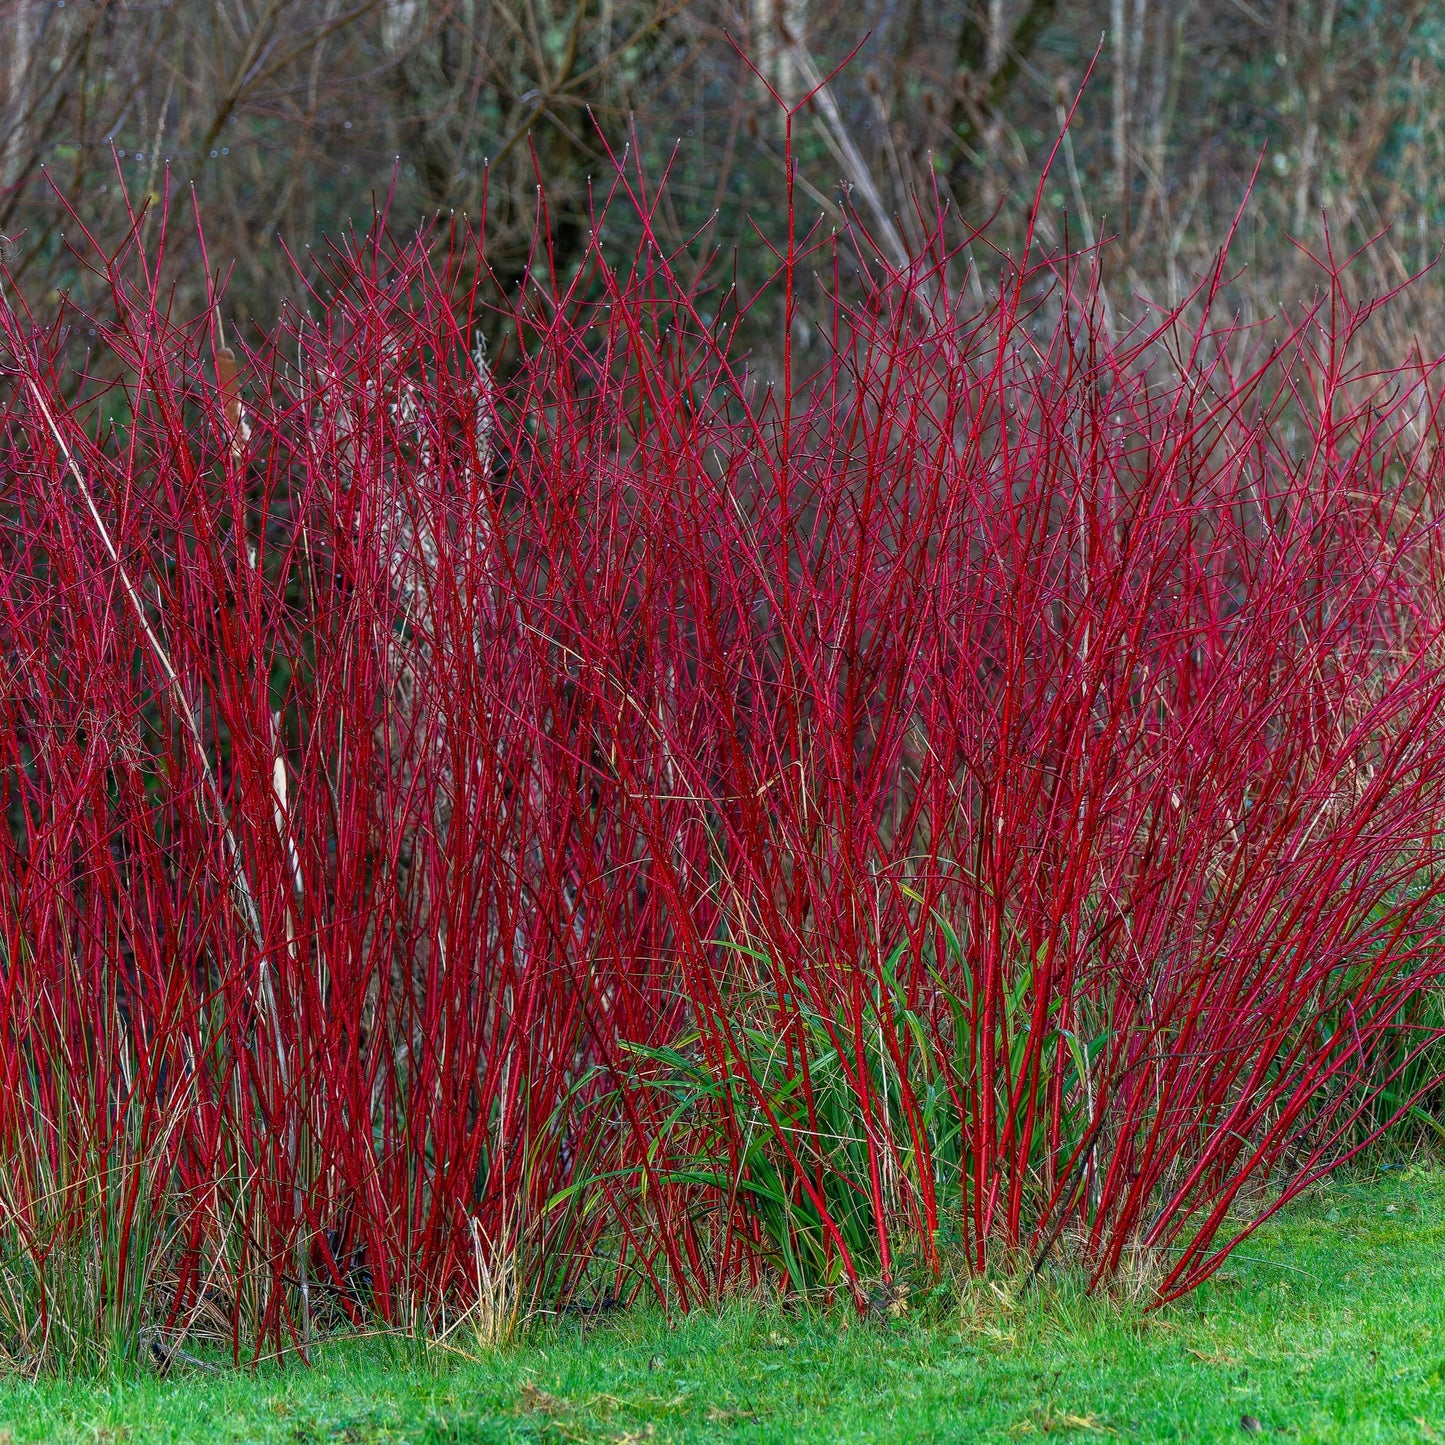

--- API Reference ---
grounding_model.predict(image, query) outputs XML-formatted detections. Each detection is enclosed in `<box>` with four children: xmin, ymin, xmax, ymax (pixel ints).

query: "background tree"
<box><xmin>0</xmin><ymin>0</ymin><xmax>1441</xmax><ymax>349</ymax></box>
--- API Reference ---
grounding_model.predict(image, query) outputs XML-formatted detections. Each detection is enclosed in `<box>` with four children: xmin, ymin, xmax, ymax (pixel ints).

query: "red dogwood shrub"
<box><xmin>2</xmin><ymin>153</ymin><xmax>1445</xmax><ymax>1362</ymax></box>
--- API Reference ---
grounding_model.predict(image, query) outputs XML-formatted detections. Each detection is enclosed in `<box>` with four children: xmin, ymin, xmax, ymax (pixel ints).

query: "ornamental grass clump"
<box><xmin>2</xmin><ymin>139</ymin><xmax>1445</xmax><ymax>1365</ymax></box>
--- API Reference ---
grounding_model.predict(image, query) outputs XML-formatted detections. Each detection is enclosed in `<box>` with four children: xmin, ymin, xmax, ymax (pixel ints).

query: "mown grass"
<box><xmin>1</xmin><ymin>1164</ymin><xmax>1442</xmax><ymax>1443</ymax></box>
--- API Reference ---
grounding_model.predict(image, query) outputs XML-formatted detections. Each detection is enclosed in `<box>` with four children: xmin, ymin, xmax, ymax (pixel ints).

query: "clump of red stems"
<box><xmin>3</xmin><ymin>150</ymin><xmax>1445</xmax><ymax>1364</ymax></box>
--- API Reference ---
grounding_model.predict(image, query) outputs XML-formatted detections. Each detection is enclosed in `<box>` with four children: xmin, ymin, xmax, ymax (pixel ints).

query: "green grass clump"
<box><xmin>0</xmin><ymin>1165</ymin><xmax>1442</xmax><ymax>1442</ymax></box>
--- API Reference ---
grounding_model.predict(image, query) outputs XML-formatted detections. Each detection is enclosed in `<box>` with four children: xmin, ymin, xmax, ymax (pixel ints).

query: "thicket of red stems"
<box><xmin>3</xmin><ymin>167</ymin><xmax>1445</xmax><ymax>1359</ymax></box>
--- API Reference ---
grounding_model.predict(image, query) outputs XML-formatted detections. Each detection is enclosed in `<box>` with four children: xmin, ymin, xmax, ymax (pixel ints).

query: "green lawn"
<box><xmin>3</xmin><ymin>1165</ymin><xmax>1444</xmax><ymax>1442</ymax></box>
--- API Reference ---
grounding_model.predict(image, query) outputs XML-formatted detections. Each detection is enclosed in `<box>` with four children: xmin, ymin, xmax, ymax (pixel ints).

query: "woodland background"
<box><xmin>1</xmin><ymin>0</ymin><xmax>1440</xmax><ymax>352</ymax></box>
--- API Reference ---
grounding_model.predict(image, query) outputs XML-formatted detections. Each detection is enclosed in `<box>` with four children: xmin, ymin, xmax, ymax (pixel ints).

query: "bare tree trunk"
<box><xmin>3</xmin><ymin>0</ymin><xmax>34</xmax><ymax>192</ymax></box>
<box><xmin>945</xmin><ymin>0</ymin><xmax>1060</xmax><ymax>216</ymax></box>
<box><xmin>1131</xmin><ymin>0</ymin><xmax>1192</xmax><ymax>252</ymax></box>
<box><xmin>1293</xmin><ymin>0</ymin><xmax>1337</xmax><ymax>236</ymax></box>
<box><xmin>750</xmin><ymin>0</ymin><xmax>810</xmax><ymax>110</ymax></box>
<box><xmin>1111</xmin><ymin>0</ymin><xmax>1127</xmax><ymax>240</ymax></box>
<box><xmin>979</xmin><ymin>0</ymin><xmax>1006</xmax><ymax>211</ymax></box>
<box><xmin>1110</xmin><ymin>0</ymin><xmax>1146</xmax><ymax>248</ymax></box>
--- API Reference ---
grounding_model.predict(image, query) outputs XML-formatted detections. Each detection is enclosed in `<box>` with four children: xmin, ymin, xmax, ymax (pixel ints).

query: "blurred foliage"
<box><xmin>1</xmin><ymin>0</ymin><xmax>1443</xmax><ymax>362</ymax></box>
